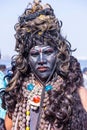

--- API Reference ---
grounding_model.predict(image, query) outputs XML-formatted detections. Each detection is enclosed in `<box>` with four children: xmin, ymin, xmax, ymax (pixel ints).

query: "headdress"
<box><xmin>15</xmin><ymin>0</ymin><xmax>60</xmax><ymax>34</ymax></box>
<box><xmin>14</xmin><ymin>0</ymin><xmax>62</xmax><ymax>53</ymax></box>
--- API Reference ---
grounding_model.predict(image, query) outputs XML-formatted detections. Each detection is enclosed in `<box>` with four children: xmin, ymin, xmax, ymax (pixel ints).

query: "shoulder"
<box><xmin>78</xmin><ymin>86</ymin><xmax>87</xmax><ymax>112</ymax></box>
<box><xmin>0</xmin><ymin>71</ymin><xmax>4</xmax><ymax>78</ymax></box>
<box><xmin>5</xmin><ymin>113</ymin><xmax>12</xmax><ymax>130</ymax></box>
<box><xmin>0</xmin><ymin>71</ymin><xmax>7</xmax><ymax>89</ymax></box>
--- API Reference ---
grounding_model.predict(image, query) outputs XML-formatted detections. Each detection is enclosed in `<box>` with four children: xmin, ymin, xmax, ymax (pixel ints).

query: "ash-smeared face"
<box><xmin>29</xmin><ymin>45</ymin><xmax>57</xmax><ymax>82</ymax></box>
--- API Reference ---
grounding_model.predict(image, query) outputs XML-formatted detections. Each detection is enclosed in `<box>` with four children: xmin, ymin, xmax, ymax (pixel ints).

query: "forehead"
<box><xmin>30</xmin><ymin>45</ymin><xmax>54</xmax><ymax>50</ymax></box>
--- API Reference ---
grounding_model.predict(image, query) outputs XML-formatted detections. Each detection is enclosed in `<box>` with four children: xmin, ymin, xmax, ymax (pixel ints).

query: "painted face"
<box><xmin>29</xmin><ymin>45</ymin><xmax>57</xmax><ymax>82</ymax></box>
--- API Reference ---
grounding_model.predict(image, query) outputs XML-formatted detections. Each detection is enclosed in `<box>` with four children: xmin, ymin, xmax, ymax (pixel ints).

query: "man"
<box><xmin>2</xmin><ymin>0</ymin><xmax>87</xmax><ymax>130</ymax></box>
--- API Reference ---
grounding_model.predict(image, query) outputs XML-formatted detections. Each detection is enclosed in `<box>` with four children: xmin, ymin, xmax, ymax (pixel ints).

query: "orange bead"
<box><xmin>33</xmin><ymin>96</ymin><xmax>40</xmax><ymax>103</ymax></box>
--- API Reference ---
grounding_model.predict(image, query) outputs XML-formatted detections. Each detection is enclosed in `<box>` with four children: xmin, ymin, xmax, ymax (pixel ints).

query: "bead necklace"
<box><xmin>12</xmin><ymin>75</ymin><xmax>63</xmax><ymax>130</ymax></box>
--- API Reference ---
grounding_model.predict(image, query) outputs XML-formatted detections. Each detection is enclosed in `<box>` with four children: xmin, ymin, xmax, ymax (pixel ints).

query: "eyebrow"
<box><xmin>30</xmin><ymin>46</ymin><xmax>53</xmax><ymax>51</ymax></box>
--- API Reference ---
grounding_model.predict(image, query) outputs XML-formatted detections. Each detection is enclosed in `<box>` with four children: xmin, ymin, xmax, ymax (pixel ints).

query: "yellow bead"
<box><xmin>26</xmin><ymin>111</ymin><xmax>30</xmax><ymax>115</ymax></box>
<box><xmin>38</xmin><ymin>31</ymin><xmax>42</xmax><ymax>35</ymax></box>
<box><xmin>27</xmin><ymin>29</ymin><xmax>31</xmax><ymax>32</ymax></box>
<box><xmin>39</xmin><ymin>14</ymin><xmax>45</xmax><ymax>20</ymax></box>
<box><xmin>26</xmin><ymin>126</ymin><xmax>30</xmax><ymax>130</ymax></box>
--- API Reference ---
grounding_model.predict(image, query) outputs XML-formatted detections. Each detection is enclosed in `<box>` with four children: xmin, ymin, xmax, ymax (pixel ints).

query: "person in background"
<box><xmin>83</xmin><ymin>67</ymin><xmax>87</xmax><ymax>89</ymax></box>
<box><xmin>0</xmin><ymin>65</ymin><xmax>6</xmax><ymax>74</ymax></box>
<box><xmin>0</xmin><ymin>65</ymin><xmax>7</xmax><ymax>130</ymax></box>
<box><xmin>1</xmin><ymin>0</ymin><xmax>87</xmax><ymax>130</ymax></box>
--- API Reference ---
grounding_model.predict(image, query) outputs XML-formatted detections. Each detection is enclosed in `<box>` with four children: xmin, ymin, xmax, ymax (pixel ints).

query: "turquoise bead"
<box><xmin>27</xmin><ymin>83</ymin><xmax>34</xmax><ymax>91</ymax></box>
<box><xmin>45</xmin><ymin>85</ymin><xmax>52</xmax><ymax>91</ymax></box>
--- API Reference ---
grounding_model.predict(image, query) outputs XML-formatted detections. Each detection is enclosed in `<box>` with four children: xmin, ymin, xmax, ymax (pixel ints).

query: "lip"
<box><xmin>37</xmin><ymin>67</ymin><xmax>49</xmax><ymax>72</ymax></box>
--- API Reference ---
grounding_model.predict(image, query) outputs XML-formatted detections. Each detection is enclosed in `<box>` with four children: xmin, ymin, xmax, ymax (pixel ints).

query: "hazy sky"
<box><xmin>0</xmin><ymin>0</ymin><xmax>87</xmax><ymax>60</ymax></box>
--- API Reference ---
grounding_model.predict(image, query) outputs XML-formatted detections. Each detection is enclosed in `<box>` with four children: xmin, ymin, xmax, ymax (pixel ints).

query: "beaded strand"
<box><xmin>12</xmin><ymin>75</ymin><xmax>63</xmax><ymax>130</ymax></box>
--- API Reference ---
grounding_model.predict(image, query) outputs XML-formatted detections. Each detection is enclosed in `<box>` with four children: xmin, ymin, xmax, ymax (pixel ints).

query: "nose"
<box><xmin>38</xmin><ymin>53</ymin><xmax>47</xmax><ymax>65</ymax></box>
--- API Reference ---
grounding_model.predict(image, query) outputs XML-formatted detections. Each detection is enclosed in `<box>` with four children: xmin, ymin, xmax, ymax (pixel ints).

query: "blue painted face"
<box><xmin>29</xmin><ymin>45</ymin><xmax>57</xmax><ymax>82</ymax></box>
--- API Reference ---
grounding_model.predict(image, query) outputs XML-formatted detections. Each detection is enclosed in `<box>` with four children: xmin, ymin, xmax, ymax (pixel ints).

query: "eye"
<box><xmin>44</xmin><ymin>49</ymin><xmax>54</xmax><ymax>55</ymax></box>
<box><xmin>30</xmin><ymin>51</ymin><xmax>39</xmax><ymax>57</ymax></box>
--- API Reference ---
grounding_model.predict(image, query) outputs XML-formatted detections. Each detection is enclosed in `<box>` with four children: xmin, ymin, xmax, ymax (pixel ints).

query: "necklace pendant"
<box><xmin>30</xmin><ymin>96</ymin><xmax>41</xmax><ymax>110</ymax></box>
<box><xmin>45</xmin><ymin>85</ymin><xmax>53</xmax><ymax>91</ymax></box>
<box><xmin>27</xmin><ymin>83</ymin><xmax>34</xmax><ymax>91</ymax></box>
<box><xmin>33</xmin><ymin>96</ymin><xmax>40</xmax><ymax>103</ymax></box>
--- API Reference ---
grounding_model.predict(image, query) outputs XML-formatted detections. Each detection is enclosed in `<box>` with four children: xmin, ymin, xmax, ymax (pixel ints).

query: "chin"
<box><xmin>38</xmin><ymin>75</ymin><xmax>51</xmax><ymax>82</ymax></box>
